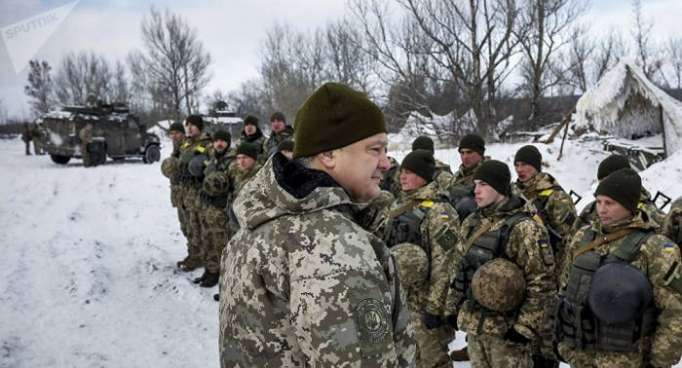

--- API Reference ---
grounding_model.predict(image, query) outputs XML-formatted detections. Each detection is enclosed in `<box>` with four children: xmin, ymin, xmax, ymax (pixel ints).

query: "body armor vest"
<box><xmin>200</xmin><ymin>154</ymin><xmax>232</xmax><ymax>208</ymax></box>
<box><xmin>556</xmin><ymin>230</ymin><xmax>656</xmax><ymax>353</ymax></box>
<box><xmin>386</xmin><ymin>202</ymin><xmax>431</xmax><ymax>248</ymax></box>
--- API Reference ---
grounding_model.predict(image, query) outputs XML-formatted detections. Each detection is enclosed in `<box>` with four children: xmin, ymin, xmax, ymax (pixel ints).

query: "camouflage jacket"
<box><xmin>575</xmin><ymin>187</ymin><xmax>666</xmax><ymax>230</ymax></box>
<box><xmin>662</xmin><ymin>197</ymin><xmax>682</xmax><ymax>245</ymax></box>
<box><xmin>177</xmin><ymin>133</ymin><xmax>212</xmax><ymax>186</ymax></box>
<box><xmin>559</xmin><ymin>212</ymin><xmax>682</xmax><ymax>367</ymax></box>
<box><xmin>262</xmin><ymin>125</ymin><xmax>294</xmax><ymax>157</ymax></box>
<box><xmin>381</xmin><ymin>157</ymin><xmax>402</xmax><ymax>198</ymax></box>
<box><xmin>219</xmin><ymin>153</ymin><xmax>416</xmax><ymax>367</ymax></box>
<box><xmin>514</xmin><ymin>172</ymin><xmax>577</xmax><ymax>266</ymax></box>
<box><xmin>234</xmin><ymin>129</ymin><xmax>266</xmax><ymax>159</ymax></box>
<box><xmin>227</xmin><ymin>160</ymin><xmax>262</xmax><ymax>199</ymax></box>
<box><xmin>78</xmin><ymin>124</ymin><xmax>92</xmax><ymax>144</ymax></box>
<box><xmin>448</xmin><ymin>196</ymin><xmax>556</xmax><ymax>340</ymax></box>
<box><xmin>200</xmin><ymin>149</ymin><xmax>234</xmax><ymax>201</ymax></box>
<box><xmin>449</xmin><ymin>159</ymin><xmax>484</xmax><ymax>188</ymax></box>
<box><xmin>381</xmin><ymin>182</ymin><xmax>461</xmax><ymax>316</ymax></box>
<box><xmin>433</xmin><ymin>158</ymin><xmax>455</xmax><ymax>192</ymax></box>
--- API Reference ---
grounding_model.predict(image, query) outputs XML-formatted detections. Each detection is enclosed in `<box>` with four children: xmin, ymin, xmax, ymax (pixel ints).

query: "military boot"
<box><xmin>177</xmin><ymin>257</ymin><xmax>201</xmax><ymax>272</ymax></box>
<box><xmin>449</xmin><ymin>346</ymin><xmax>469</xmax><ymax>361</ymax></box>
<box><xmin>193</xmin><ymin>269</ymin><xmax>208</xmax><ymax>284</ymax></box>
<box><xmin>213</xmin><ymin>293</ymin><xmax>219</xmax><ymax>301</ymax></box>
<box><xmin>200</xmin><ymin>272</ymin><xmax>219</xmax><ymax>288</ymax></box>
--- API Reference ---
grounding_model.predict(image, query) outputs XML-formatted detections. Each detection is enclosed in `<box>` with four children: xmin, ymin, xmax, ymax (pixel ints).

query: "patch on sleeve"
<box><xmin>436</xmin><ymin>228</ymin><xmax>457</xmax><ymax>251</ymax></box>
<box><xmin>538</xmin><ymin>238</ymin><xmax>555</xmax><ymax>267</ymax></box>
<box><xmin>354</xmin><ymin>298</ymin><xmax>390</xmax><ymax>354</ymax></box>
<box><xmin>663</xmin><ymin>261</ymin><xmax>682</xmax><ymax>294</ymax></box>
<box><xmin>662</xmin><ymin>243</ymin><xmax>678</xmax><ymax>253</ymax></box>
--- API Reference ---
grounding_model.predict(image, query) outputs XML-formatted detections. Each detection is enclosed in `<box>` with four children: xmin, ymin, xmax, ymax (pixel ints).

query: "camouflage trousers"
<box><xmin>199</xmin><ymin>203</ymin><xmax>230</xmax><ymax>273</ymax></box>
<box><xmin>170</xmin><ymin>185</ymin><xmax>191</xmax><ymax>252</ymax></box>
<box><xmin>557</xmin><ymin>343</ymin><xmax>648</xmax><ymax>368</ymax></box>
<box><xmin>468</xmin><ymin>333</ymin><xmax>532</xmax><ymax>368</ymax></box>
<box><xmin>182</xmin><ymin>185</ymin><xmax>204</xmax><ymax>265</ymax></box>
<box><xmin>410</xmin><ymin>311</ymin><xmax>453</xmax><ymax>368</ymax></box>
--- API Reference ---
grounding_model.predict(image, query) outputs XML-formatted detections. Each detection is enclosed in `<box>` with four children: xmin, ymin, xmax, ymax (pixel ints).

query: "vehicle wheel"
<box><xmin>50</xmin><ymin>154</ymin><xmax>71</xmax><ymax>165</ymax></box>
<box><xmin>144</xmin><ymin>145</ymin><xmax>160</xmax><ymax>164</ymax></box>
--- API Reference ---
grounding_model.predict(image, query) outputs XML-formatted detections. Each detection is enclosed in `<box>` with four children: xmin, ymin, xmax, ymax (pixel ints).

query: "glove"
<box><xmin>504</xmin><ymin>328</ymin><xmax>530</xmax><ymax>344</ymax></box>
<box><xmin>444</xmin><ymin>315</ymin><xmax>458</xmax><ymax>329</ymax></box>
<box><xmin>422</xmin><ymin>312</ymin><xmax>443</xmax><ymax>329</ymax></box>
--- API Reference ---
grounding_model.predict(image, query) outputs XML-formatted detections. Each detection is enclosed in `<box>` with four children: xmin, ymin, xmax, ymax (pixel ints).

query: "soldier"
<box><xmin>160</xmin><ymin>123</ymin><xmax>190</xmax><ymax>265</ymax></box>
<box><xmin>513</xmin><ymin>144</ymin><xmax>577</xmax><ymax>268</ymax></box>
<box><xmin>574</xmin><ymin>154</ymin><xmax>666</xmax><ymax>229</ymax></box>
<box><xmin>230</xmin><ymin>142</ymin><xmax>262</xmax><ymax>195</ymax></box>
<box><xmin>662</xmin><ymin>196</ymin><xmax>682</xmax><ymax>246</ymax></box>
<box><xmin>219</xmin><ymin>82</ymin><xmax>415</xmax><ymax>367</ymax></box>
<box><xmin>79</xmin><ymin>122</ymin><xmax>93</xmax><ymax>167</ymax></box>
<box><xmin>263</xmin><ymin>111</ymin><xmax>294</xmax><ymax>157</ymax></box>
<box><xmin>195</xmin><ymin>130</ymin><xmax>233</xmax><ymax>288</ymax></box>
<box><xmin>448</xmin><ymin>160</ymin><xmax>556</xmax><ymax>368</ymax></box>
<box><xmin>381</xmin><ymin>156</ymin><xmax>402</xmax><ymax>197</ymax></box>
<box><xmin>411</xmin><ymin>136</ymin><xmax>454</xmax><ymax>190</ymax></box>
<box><xmin>555</xmin><ymin>169</ymin><xmax>682</xmax><ymax>368</ymax></box>
<box><xmin>236</xmin><ymin>115</ymin><xmax>265</xmax><ymax>158</ymax></box>
<box><xmin>383</xmin><ymin>149</ymin><xmax>460</xmax><ymax>368</ymax></box>
<box><xmin>175</xmin><ymin>115</ymin><xmax>212</xmax><ymax>272</ymax></box>
<box><xmin>32</xmin><ymin>122</ymin><xmax>45</xmax><ymax>155</ymax></box>
<box><xmin>21</xmin><ymin>123</ymin><xmax>32</xmax><ymax>155</ymax></box>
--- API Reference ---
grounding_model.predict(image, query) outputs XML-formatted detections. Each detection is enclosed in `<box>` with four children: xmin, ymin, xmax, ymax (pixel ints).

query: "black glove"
<box><xmin>504</xmin><ymin>328</ymin><xmax>530</xmax><ymax>344</ymax></box>
<box><xmin>423</xmin><ymin>312</ymin><xmax>443</xmax><ymax>329</ymax></box>
<box><xmin>444</xmin><ymin>315</ymin><xmax>458</xmax><ymax>329</ymax></box>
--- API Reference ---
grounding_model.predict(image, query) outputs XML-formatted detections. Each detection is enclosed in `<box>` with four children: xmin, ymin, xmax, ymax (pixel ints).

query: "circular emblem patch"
<box><xmin>355</xmin><ymin>298</ymin><xmax>389</xmax><ymax>344</ymax></box>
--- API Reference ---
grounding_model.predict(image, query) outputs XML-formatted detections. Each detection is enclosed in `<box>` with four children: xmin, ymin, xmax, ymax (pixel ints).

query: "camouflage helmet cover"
<box><xmin>471</xmin><ymin>258</ymin><xmax>526</xmax><ymax>312</ymax></box>
<box><xmin>203</xmin><ymin>172</ymin><xmax>229</xmax><ymax>196</ymax></box>
<box><xmin>390</xmin><ymin>243</ymin><xmax>428</xmax><ymax>290</ymax></box>
<box><xmin>161</xmin><ymin>157</ymin><xmax>178</xmax><ymax>178</ymax></box>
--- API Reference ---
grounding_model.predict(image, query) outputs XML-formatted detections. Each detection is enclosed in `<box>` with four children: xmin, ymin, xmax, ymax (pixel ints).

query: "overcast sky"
<box><xmin>1</xmin><ymin>0</ymin><xmax>680</xmax><ymax>118</ymax></box>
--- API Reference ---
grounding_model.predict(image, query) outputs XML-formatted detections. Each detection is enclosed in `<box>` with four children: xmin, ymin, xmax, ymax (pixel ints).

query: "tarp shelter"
<box><xmin>574</xmin><ymin>61</ymin><xmax>682</xmax><ymax>157</ymax></box>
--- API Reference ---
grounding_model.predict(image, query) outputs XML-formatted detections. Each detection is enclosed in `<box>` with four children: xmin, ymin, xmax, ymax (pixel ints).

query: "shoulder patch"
<box><xmin>539</xmin><ymin>189</ymin><xmax>554</xmax><ymax>197</ymax></box>
<box><xmin>664</xmin><ymin>261</ymin><xmax>682</xmax><ymax>294</ymax></box>
<box><xmin>437</xmin><ymin>228</ymin><xmax>457</xmax><ymax>251</ymax></box>
<box><xmin>195</xmin><ymin>146</ymin><xmax>206</xmax><ymax>153</ymax></box>
<box><xmin>420</xmin><ymin>200</ymin><xmax>434</xmax><ymax>208</ymax></box>
<box><xmin>354</xmin><ymin>298</ymin><xmax>389</xmax><ymax>350</ymax></box>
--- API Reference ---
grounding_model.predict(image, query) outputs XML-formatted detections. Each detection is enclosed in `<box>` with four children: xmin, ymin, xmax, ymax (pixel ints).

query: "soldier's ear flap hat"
<box><xmin>185</xmin><ymin>115</ymin><xmax>204</xmax><ymax>131</ymax></box>
<box><xmin>473</xmin><ymin>159</ymin><xmax>511</xmax><ymax>196</ymax></box>
<box><xmin>401</xmin><ymin>149</ymin><xmax>436</xmax><ymax>183</ymax></box>
<box><xmin>293</xmin><ymin>82</ymin><xmax>386</xmax><ymax>159</ymax></box>
<box><xmin>514</xmin><ymin>145</ymin><xmax>542</xmax><ymax>172</ymax></box>
<box><xmin>594</xmin><ymin>168</ymin><xmax>641</xmax><ymax>214</ymax></box>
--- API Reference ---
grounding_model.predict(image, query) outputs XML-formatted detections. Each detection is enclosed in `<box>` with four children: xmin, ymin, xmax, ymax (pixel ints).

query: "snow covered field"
<box><xmin>1</xmin><ymin>135</ymin><xmax>680</xmax><ymax>368</ymax></box>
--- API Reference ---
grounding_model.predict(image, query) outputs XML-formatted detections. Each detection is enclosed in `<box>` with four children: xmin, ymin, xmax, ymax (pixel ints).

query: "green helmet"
<box><xmin>390</xmin><ymin>243</ymin><xmax>428</xmax><ymax>290</ymax></box>
<box><xmin>161</xmin><ymin>157</ymin><xmax>178</xmax><ymax>178</ymax></box>
<box><xmin>471</xmin><ymin>258</ymin><xmax>526</xmax><ymax>312</ymax></box>
<box><xmin>203</xmin><ymin>172</ymin><xmax>229</xmax><ymax>196</ymax></box>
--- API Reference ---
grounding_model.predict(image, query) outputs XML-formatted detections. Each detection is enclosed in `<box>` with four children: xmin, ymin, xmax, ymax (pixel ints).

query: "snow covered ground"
<box><xmin>1</xmin><ymin>135</ymin><xmax>681</xmax><ymax>367</ymax></box>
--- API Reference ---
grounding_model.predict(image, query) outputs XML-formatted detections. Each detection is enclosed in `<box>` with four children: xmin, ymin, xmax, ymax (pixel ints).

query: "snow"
<box><xmin>1</xmin><ymin>134</ymin><xmax>681</xmax><ymax>367</ymax></box>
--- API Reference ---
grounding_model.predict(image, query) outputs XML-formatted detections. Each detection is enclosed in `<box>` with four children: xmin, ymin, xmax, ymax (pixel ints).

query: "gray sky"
<box><xmin>1</xmin><ymin>0</ymin><xmax>680</xmax><ymax>118</ymax></box>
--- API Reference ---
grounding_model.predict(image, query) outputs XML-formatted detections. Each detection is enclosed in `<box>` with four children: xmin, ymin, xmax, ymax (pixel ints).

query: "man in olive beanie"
<box><xmin>401</xmin><ymin>149</ymin><xmax>436</xmax><ymax>184</ymax></box>
<box><xmin>459</xmin><ymin>134</ymin><xmax>485</xmax><ymax>156</ymax></box>
<box><xmin>236</xmin><ymin>142</ymin><xmax>259</xmax><ymax>161</ymax></box>
<box><xmin>473</xmin><ymin>159</ymin><xmax>511</xmax><ymax>196</ymax></box>
<box><xmin>514</xmin><ymin>145</ymin><xmax>542</xmax><ymax>173</ymax></box>
<box><xmin>594</xmin><ymin>168</ymin><xmax>642</xmax><ymax>216</ymax></box>
<box><xmin>597</xmin><ymin>154</ymin><xmax>630</xmax><ymax>180</ymax></box>
<box><xmin>186</xmin><ymin>114</ymin><xmax>204</xmax><ymax>131</ymax></box>
<box><xmin>238</xmin><ymin>115</ymin><xmax>266</xmax><ymax>159</ymax></box>
<box><xmin>410</xmin><ymin>136</ymin><xmax>453</xmax><ymax>192</ymax></box>
<box><xmin>219</xmin><ymin>82</ymin><xmax>415</xmax><ymax>367</ymax></box>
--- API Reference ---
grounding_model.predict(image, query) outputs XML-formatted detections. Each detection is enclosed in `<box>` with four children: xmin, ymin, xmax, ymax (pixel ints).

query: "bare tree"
<box><xmin>54</xmin><ymin>51</ymin><xmax>112</xmax><ymax>106</ymax></box>
<box><xmin>111</xmin><ymin>60</ymin><xmax>129</xmax><ymax>104</ymax></box>
<box><xmin>593</xmin><ymin>31</ymin><xmax>627</xmax><ymax>82</ymax></box>
<box><xmin>664</xmin><ymin>37</ymin><xmax>682</xmax><ymax>89</ymax></box>
<box><xmin>324</xmin><ymin>20</ymin><xmax>374</xmax><ymax>92</ymax></box>
<box><xmin>137</xmin><ymin>7</ymin><xmax>212</xmax><ymax>122</ymax></box>
<box><xmin>24</xmin><ymin>59</ymin><xmax>54</xmax><ymax>116</ymax></box>
<box><xmin>631</xmin><ymin>0</ymin><xmax>662</xmax><ymax>80</ymax></box>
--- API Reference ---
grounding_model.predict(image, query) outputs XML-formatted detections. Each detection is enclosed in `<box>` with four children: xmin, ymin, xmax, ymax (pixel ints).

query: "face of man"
<box><xmin>280</xmin><ymin>149</ymin><xmax>293</xmax><ymax>160</ymax></box>
<box><xmin>474</xmin><ymin>180</ymin><xmax>504</xmax><ymax>208</ymax></box>
<box><xmin>237</xmin><ymin>154</ymin><xmax>256</xmax><ymax>171</ymax></box>
<box><xmin>185</xmin><ymin>123</ymin><xmax>199</xmax><ymax>138</ymax></box>
<box><xmin>168</xmin><ymin>130</ymin><xmax>184</xmax><ymax>143</ymax></box>
<box><xmin>271</xmin><ymin>119</ymin><xmax>285</xmax><ymax>134</ymax></box>
<box><xmin>320</xmin><ymin>133</ymin><xmax>390</xmax><ymax>203</ymax></box>
<box><xmin>213</xmin><ymin>139</ymin><xmax>228</xmax><ymax>152</ymax></box>
<box><xmin>459</xmin><ymin>148</ymin><xmax>483</xmax><ymax>169</ymax></box>
<box><xmin>596</xmin><ymin>195</ymin><xmax>632</xmax><ymax>225</ymax></box>
<box><xmin>514</xmin><ymin>162</ymin><xmax>538</xmax><ymax>183</ymax></box>
<box><xmin>244</xmin><ymin>124</ymin><xmax>257</xmax><ymax>136</ymax></box>
<box><xmin>400</xmin><ymin>169</ymin><xmax>427</xmax><ymax>192</ymax></box>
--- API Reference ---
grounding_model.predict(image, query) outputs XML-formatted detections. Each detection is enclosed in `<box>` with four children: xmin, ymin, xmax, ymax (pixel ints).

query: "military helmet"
<box><xmin>390</xmin><ymin>243</ymin><xmax>428</xmax><ymax>290</ymax></box>
<box><xmin>203</xmin><ymin>172</ymin><xmax>229</xmax><ymax>196</ymax></box>
<box><xmin>161</xmin><ymin>157</ymin><xmax>178</xmax><ymax>178</ymax></box>
<box><xmin>188</xmin><ymin>154</ymin><xmax>208</xmax><ymax>177</ymax></box>
<box><xmin>471</xmin><ymin>258</ymin><xmax>526</xmax><ymax>312</ymax></box>
<box><xmin>588</xmin><ymin>262</ymin><xmax>653</xmax><ymax>324</ymax></box>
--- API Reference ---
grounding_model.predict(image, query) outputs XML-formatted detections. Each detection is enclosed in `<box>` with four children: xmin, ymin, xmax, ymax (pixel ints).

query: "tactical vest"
<box><xmin>177</xmin><ymin>140</ymin><xmax>208</xmax><ymax>186</ymax></box>
<box><xmin>385</xmin><ymin>200</ymin><xmax>434</xmax><ymax>249</ymax></box>
<box><xmin>531</xmin><ymin>185</ymin><xmax>572</xmax><ymax>251</ymax></box>
<box><xmin>452</xmin><ymin>212</ymin><xmax>528</xmax><ymax>304</ymax></box>
<box><xmin>555</xmin><ymin>230</ymin><xmax>656</xmax><ymax>353</ymax></box>
<box><xmin>200</xmin><ymin>154</ymin><xmax>233</xmax><ymax>208</ymax></box>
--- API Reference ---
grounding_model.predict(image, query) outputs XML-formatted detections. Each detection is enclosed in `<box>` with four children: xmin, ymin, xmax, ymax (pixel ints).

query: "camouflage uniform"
<box><xmin>557</xmin><ymin>212</ymin><xmax>682</xmax><ymax>368</ymax></box>
<box><xmin>234</xmin><ymin>129</ymin><xmax>266</xmax><ymax>160</ymax></box>
<box><xmin>432</xmin><ymin>159</ymin><xmax>454</xmax><ymax>192</ymax></box>
<box><xmin>447</xmin><ymin>195</ymin><xmax>557</xmax><ymax>368</ymax></box>
<box><xmin>662</xmin><ymin>197</ymin><xmax>682</xmax><ymax>245</ymax></box>
<box><xmin>444</xmin><ymin>160</ymin><xmax>484</xmax><ymax>203</ymax></box>
<box><xmin>79</xmin><ymin>123</ymin><xmax>93</xmax><ymax>166</ymax></box>
<box><xmin>198</xmin><ymin>148</ymin><xmax>234</xmax><ymax>275</ymax></box>
<box><xmin>381</xmin><ymin>157</ymin><xmax>402</xmax><ymax>198</ymax></box>
<box><xmin>382</xmin><ymin>181</ymin><xmax>460</xmax><ymax>368</ymax></box>
<box><xmin>177</xmin><ymin>133</ymin><xmax>212</xmax><ymax>267</ymax></box>
<box><xmin>575</xmin><ymin>188</ymin><xmax>666</xmax><ymax>231</ymax></box>
<box><xmin>262</xmin><ymin>125</ymin><xmax>294</xmax><ymax>158</ymax></box>
<box><xmin>161</xmin><ymin>138</ymin><xmax>190</xmax><ymax>248</ymax></box>
<box><xmin>514</xmin><ymin>172</ymin><xmax>577</xmax><ymax>268</ymax></box>
<box><xmin>219</xmin><ymin>154</ymin><xmax>416</xmax><ymax>367</ymax></box>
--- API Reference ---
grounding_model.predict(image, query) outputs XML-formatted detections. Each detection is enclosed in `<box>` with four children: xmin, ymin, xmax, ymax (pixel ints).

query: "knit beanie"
<box><xmin>277</xmin><ymin>139</ymin><xmax>295</xmax><ymax>152</ymax></box>
<box><xmin>458</xmin><ymin>134</ymin><xmax>485</xmax><ymax>156</ymax></box>
<box><xmin>168</xmin><ymin>122</ymin><xmax>185</xmax><ymax>134</ymax></box>
<box><xmin>473</xmin><ymin>160</ymin><xmax>511</xmax><ymax>195</ymax></box>
<box><xmin>236</xmin><ymin>142</ymin><xmax>259</xmax><ymax>160</ymax></box>
<box><xmin>186</xmin><ymin>115</ymin><xmax>204</xmax><ymax>131</ymax></box>
<box><xmin>594</xmin><ymin>168</ymin><xmax>641</xmax><ymax>214</ymax></box>
<box><xmin>293</xmin><ymin>82</ymin><xmax>386</xmax><ymax>158</ymax></box>
<box><xmin>401</xmin><ymin>149</ymin><xmax>436</xmax><ymax>182</ymax></box>
<box><xmin>244</xmin><ymin>115</ymin><xmax>259</xmax><ymax>127</ymax></box>
<box><xmin>514</xmin><ymin>145</ymin><xmax>542</xmax><ymax>172</ymax></box>
<box><xmin>412</xmin><ymin>136</ymin><xmax>435</xmax><ymax>154</ymax></box>
<box><xmin>270</xmin><ymin>111</ymin><xmax>286</xmax><ymax>122</ymax></box>
<box><xmin>597</xmin><ymin>154</ymin><xmax>631</xmax><ymax>180</ymax></box>
<box><xmin>212</xmin><ymin>129</ymin><xmax>231</xmax><ymax>143</ymax></box>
